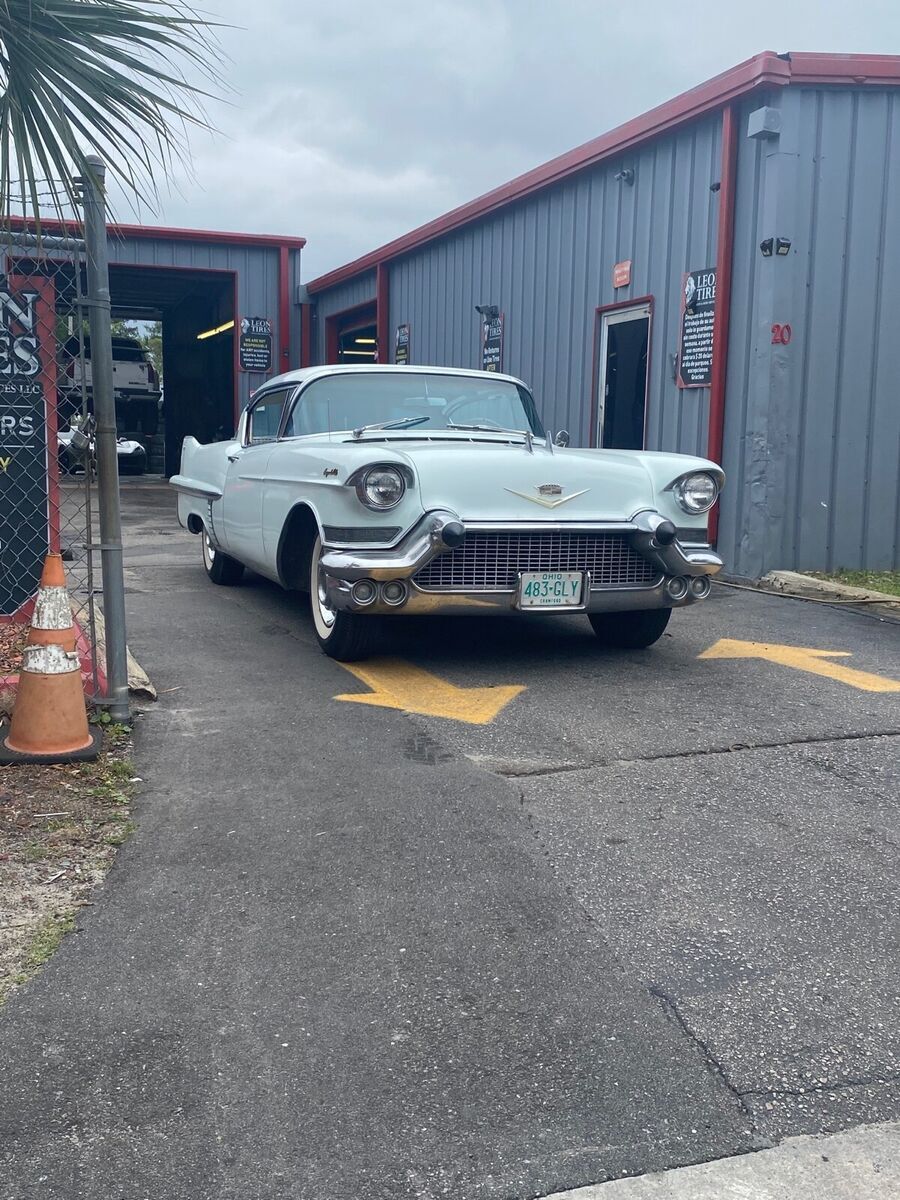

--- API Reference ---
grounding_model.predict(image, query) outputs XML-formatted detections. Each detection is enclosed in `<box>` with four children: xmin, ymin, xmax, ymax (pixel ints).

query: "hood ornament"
<box><xmin>505</xmin><ymin>485</ymin><xmax>589</xmax><ymax>509</ymax></box>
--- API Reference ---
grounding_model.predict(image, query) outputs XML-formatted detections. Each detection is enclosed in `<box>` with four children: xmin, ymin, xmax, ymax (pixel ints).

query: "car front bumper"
<box><xmin>321</xmin><ymin>510</ymin><xmax>723</xmax><ymax>617</ymax></box>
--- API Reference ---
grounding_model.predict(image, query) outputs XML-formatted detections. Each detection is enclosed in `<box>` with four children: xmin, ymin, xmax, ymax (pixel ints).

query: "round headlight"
<box><xmin>674</xmin><ymin>472</ymin><xmax>719</xmax><ymax>514</ymax></box>
<box><xmin>363</xmin><ymin>466</ymin><xmax>405</xmax><ymax>509</ymax></box>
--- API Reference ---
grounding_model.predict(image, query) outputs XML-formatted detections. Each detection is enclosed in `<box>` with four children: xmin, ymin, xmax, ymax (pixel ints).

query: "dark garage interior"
<box><xmin>108</xmin><ymin>264</ymin><xmax>236</xmax><ymax>476</ymax></box>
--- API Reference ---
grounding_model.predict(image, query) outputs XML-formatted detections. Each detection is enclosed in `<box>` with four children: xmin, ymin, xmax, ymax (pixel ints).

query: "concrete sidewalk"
<box><xmin>546</xmin><ymin>1120</ymin><xmax>900</xmax><ymax>1198</ymax></box>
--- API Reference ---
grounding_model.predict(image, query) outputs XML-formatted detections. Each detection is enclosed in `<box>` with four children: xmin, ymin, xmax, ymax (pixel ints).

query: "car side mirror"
<box><xmin>554</xmin><ymin>429</ymin><xmax>570</xmax><ymax>448</ymax></box>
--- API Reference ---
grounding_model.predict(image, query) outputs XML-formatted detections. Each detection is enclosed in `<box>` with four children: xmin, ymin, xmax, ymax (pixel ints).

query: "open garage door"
<box><xmin>108</xmin><ymin>265</ymin><xmax>236</xmax><ymax>476</ymax></box>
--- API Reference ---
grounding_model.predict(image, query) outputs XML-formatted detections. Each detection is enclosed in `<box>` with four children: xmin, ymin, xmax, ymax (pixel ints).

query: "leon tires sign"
<box><xmin>0</xmin><ymin>274</ymin><xmax>58</xmax><ymax>615</ymax></box>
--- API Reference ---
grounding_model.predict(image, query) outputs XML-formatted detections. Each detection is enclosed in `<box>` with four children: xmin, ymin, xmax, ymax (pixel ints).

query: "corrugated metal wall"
<box><xmin>309</xmin><ymin>81</ymin><xmax>900</xmax><ymax>575</ymax></box>
<box><xmin>311</xmin><ymin>270</ymin><xmax>377</xmax><ymax>364</ymax></box>
<box><xmin>107</xmin><ymin>237</ymin><xmax>301</xmax><ymax>412</ymax></box>
<box><xmin>722</xmin><ymin>86</ymin><xmax>900</xmax><ymax>575</ymax></box>
<box><xmin>386</xmin><ymin>115</ymin><xmax>722</xmax><ymax>454</ymax></box>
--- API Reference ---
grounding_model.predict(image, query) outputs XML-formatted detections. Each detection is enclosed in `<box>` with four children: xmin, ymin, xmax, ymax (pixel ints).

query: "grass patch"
<box><xmin>23</xmin><ymin>913</ymin><xmax>76</xmax><ymax>970</ymax></box>
<box><xmin>811</xmin><ymin>569</ymin><xmax>900</xmax><ymax>598</ymax></box>
<box><xmin>1</xmin><ymin>730</ymin><xmax>139</xmax><ymax>1005</ymax></box>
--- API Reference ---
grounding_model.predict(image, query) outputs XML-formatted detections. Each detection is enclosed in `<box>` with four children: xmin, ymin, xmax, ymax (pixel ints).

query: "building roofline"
<box><xmin>306</xmin><ymin>50</ymin><xmax>900</xmax><ymax>294</ymax></box>
<box><xmin>2</xmin><ymin>214</ymin><xmax>306</xmax><ymax>250</ymax></box>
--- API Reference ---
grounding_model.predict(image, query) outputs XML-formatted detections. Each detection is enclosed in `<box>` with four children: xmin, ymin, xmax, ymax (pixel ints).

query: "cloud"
<box><xmin>106</xmin><ymin>0</ymin><xmax>900</xmax><ymax>277</ymax></box>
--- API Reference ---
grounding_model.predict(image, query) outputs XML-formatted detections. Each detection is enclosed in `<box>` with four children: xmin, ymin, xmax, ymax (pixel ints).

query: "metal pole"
<box><xmin>81</xmin><ymin>155</ymin><xmax>129</xmax><ymax>720</ymax></box>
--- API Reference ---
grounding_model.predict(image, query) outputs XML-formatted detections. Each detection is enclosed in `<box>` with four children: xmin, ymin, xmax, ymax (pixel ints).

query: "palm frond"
<box><xmin>0</xmin><ymin>0</ymin><xmax>224</xmax><ymax>222</ymax></box>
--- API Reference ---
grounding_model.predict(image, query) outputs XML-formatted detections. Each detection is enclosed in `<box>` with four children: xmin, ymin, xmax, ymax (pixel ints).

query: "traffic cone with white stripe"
<box><xmin>1</xmin><ymin>643</ymin><xmax>100</xmax><ymax>763</ymax></box>
<box><xmin>26</xmin><ymin>552</ymin><xmax>77</xmax><ymax>652</ymax></box>
<box><xmin>1</xmin><ymin>553</ymin><xmax>100</xmax><ymax>764</ymax></box>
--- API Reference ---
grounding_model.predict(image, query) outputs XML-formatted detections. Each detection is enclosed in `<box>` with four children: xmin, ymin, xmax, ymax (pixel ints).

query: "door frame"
<box><xmin>589</xmin><ymin>295</ymin><xmax>653</xmax><ymax>449</ymax></box>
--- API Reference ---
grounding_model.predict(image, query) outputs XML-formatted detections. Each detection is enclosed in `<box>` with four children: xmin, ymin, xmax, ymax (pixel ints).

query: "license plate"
<box><xmin>518</xmin><ymin>570</ymin><xmax>584</xmax><ymax>609</ymax></box>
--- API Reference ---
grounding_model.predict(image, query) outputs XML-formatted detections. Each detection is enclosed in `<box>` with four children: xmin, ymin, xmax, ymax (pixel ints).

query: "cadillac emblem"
<box><xmin>537</xmin><ymin>484</ymin><xmax>563</xmax><ymax>496</ymax></box>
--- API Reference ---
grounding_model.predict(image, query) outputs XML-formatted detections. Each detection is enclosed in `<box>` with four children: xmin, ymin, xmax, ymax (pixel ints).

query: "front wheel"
<box><xmin>202</xmin><ymin>528</ymin><xmax>244</xmax><ymax>585</ymax></box>
<box><xmin>309</xmin><ymin>535</ymin><xmax>378</xmax><ymax>661</ymax></box>
<box><xmin>588</xmin><ymin>607</ymin><xmax>671</xmax><ymax>649</ymax></box>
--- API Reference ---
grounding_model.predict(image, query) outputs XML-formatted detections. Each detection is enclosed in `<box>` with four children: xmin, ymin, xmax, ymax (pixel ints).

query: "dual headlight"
<box><xmin>673</xmin><ymin>471</ymin><xmax>720</xmax><ymax>514</ymax></box>
<box><xmin>349</xmin><ymin>464</ymin><xmax>410</xmax><ymax>510</ymax></box>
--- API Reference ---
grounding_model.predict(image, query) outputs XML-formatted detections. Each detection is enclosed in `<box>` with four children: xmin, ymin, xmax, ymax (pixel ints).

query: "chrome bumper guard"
<box><xmin>322</xmin><ymin>509</ymin><xmax>723</xmax><ymax>615</ymax></box>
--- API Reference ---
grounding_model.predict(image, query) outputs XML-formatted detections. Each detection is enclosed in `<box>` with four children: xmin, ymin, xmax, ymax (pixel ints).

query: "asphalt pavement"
<box><xmin>1</xmin><ymin>479</ymin><xmax>898</xmax><ymax>1199</ymax></box>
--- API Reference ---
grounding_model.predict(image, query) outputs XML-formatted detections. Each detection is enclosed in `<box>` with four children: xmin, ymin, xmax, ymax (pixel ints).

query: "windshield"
<box><xmin>284</xmin><ymin>372</ymin><xmax>545</xmax><ymax>438</ymax></box>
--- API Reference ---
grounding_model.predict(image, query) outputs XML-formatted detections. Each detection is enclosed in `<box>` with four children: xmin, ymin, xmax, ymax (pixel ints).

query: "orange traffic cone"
<box><xmin>1</xmin><ymin>643</ymin><xmax>100</xmax><ymax>764</ymax></box>
<box><xmin>26</xmin><ymin>553</ymin><xmax>77</xmax><ymax>652</ymax></box>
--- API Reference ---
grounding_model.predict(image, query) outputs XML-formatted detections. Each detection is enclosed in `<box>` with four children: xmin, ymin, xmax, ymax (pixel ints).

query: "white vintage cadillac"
<box><xmin>171</xmin><ymin>365</ymin><xmax>724</xmax><ymax>660</ymax></box>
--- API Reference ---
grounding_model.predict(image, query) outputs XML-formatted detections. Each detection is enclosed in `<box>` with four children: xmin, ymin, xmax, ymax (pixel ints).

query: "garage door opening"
<box><xmin>108</xmin><ymin>264</ymin><xmax>235</xmax><ymax>476</ymax></box>
<box><xmin>326</xmin><ymin>301</ymin><xmax>378</xmax><ymax>364</ymax></box>
<box><xmin>338</xmin><ymin>322</ymin><xmax>377</xmax><ymax>362</ymax></box>
<box><xmin>596</xmin><ymin>303</ymin><xmax>650</xmax><ymax>450</ymax></box>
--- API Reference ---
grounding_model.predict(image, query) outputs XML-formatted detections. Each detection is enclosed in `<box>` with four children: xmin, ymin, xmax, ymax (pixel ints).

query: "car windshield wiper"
<box><xmin>351</xmin><ymin>416</ymin><xmax>430</xmax><ymax>439</ymax></box>
<box><xmin>447</xmin><ymin>420</ymin><xmax>529</xmax><ymax>436</ymax></box>
<box><xmin>446</xmin><ymin>420</ymin><xmax>538</xmax><ymax>452</ymax></box>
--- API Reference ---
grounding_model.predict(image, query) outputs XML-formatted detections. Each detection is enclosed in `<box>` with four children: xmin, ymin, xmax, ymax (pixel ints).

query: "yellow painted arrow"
<box><xmin>335</xmin><ymin>658</ymin><xmax>525</xmax><ymax>724</ymax></box>
<box><xmin>699</xmin><ymin>638</ymin><xmax>900</xmax><ymax>693</ymax></box>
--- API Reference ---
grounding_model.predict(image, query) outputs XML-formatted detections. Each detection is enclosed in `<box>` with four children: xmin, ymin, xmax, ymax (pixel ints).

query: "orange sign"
<box><xmin>613</xmin><ymin>260</ymin><xmax>632</xmax><ymax>288</ymax></box>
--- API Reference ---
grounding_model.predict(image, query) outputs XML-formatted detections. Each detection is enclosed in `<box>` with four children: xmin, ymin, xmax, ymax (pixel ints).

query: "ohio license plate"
<box><xmin>518</xmin><ymin>571</ymin><xmax>584</xmax><ymax>609</ymax></box>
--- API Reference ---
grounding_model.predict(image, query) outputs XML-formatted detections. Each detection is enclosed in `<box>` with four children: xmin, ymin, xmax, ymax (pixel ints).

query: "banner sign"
<box><xmin>395</xmin><ymin>323</ymin><xmax>410</xmax><ymax>365</ymax></box>
<box><xmin>239</xmin><ymin>316</ymin><xmax>273</xmax><ymax>373</ymax></box>
<box><xmin>481</xmin><ymin>313</ymin><xmax>504</xmax><ymax>373</ymax></box>
<box><xmin>677</xmin><ymin>267</ymin><xmax>716</xmax><ymax>388</ymax></box>
<box><xmin>0</xmin><ymin>274</ymin><xmax>57</xmax><ymax>614</ymax></box>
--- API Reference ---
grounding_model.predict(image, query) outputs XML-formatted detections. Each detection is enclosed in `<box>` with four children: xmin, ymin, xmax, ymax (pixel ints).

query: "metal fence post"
<box><xmin>81</xmin><ymin>156</ymin><xmax>130</xmax><ymax>720</ymax></box>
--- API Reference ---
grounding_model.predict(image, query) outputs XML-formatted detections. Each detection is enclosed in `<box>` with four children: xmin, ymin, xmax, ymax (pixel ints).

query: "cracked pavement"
<box><xmin>0</xmin><ymin>480</ymin><xmax>898</xmax><ymax>1198</ymax></box>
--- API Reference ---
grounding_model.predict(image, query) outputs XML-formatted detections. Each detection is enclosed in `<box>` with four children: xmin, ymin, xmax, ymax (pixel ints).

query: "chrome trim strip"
<box><xmin>169</xmin><ymin>474</ymin><xmax>222</xmax><ymax>501</ymax></box>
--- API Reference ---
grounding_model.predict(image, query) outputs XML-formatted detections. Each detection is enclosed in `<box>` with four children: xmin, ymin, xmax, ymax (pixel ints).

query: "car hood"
<box><xmin>388</xmin><ymin>439</ymin><xmax>656</xmax><ymax>522</ymax></box>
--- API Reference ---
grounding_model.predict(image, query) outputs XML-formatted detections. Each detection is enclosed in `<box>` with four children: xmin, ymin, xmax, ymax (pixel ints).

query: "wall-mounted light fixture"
<box><xmin>760</xmin><ymin>237</ymin><xmax>792</xmax><ymax>258</ymax></box>
<box><xmin>475</xmin><ymin>304</ymin><xmax>500</xmax><ymax>319</ymax></box>
<box><xmin>614</xmin><ymin>167</ymin><xmax>635</xmax><ymax>186</ymax></box>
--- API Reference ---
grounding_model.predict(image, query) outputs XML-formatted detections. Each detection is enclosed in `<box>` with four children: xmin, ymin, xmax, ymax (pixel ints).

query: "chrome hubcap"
<box><xmin>203</xmin><ymin>532</ymin><xmax>216</xmax><ymax>566</ymax></box>
<box><xmin>315</xmin><ymin>550</ymin><xmax>336</xmax><ymax>631</ymax></box>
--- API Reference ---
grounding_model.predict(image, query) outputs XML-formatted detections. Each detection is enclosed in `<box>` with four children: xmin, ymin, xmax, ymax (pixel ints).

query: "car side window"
<box><xmin>247</xmin><ymin>390</ymin><xmax>289</xmax><ymax>445</ymax></box>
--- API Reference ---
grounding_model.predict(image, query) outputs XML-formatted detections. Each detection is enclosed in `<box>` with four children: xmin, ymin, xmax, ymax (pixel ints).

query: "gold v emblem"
<box><xmin>504</xmin><ymin>487</ymin><xmax>590</xmax><ymax>509</ymax></box>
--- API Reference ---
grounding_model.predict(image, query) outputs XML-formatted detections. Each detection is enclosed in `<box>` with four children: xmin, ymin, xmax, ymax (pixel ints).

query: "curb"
<box><xmin>760</xmin><ymin>570</ymin><xmax>900</xmax><ymax>616</ymax></box>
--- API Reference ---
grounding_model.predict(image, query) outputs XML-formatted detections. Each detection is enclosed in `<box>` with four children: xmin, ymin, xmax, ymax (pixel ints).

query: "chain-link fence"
<box><xmin>0</xmin><ymin>162</ymin><xmax>128</xmax><ymax>718</ymax></box>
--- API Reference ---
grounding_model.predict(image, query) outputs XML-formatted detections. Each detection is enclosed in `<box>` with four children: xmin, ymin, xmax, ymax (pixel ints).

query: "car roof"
<box><xmin>254</xmin><ymin>363</ymin><xmax>529</xmax><ymax>392</ymax></box>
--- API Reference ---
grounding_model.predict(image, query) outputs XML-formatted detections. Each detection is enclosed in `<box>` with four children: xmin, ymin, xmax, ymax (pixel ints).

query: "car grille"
<box><xmin>414</xmin><ymin>531</ymin><xmax>658</xmax><ymax>591</ymax></box>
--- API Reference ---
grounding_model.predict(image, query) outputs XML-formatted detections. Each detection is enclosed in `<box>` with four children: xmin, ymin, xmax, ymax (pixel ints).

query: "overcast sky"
<box><xmin>128</xmin><ymin>0</ymin><xmax>900</xmax><ymax>279</ymax></box>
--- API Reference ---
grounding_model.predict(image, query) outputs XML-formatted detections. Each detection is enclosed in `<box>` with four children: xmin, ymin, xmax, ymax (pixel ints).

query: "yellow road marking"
<box><xmin>335</xmin><ymin>658</ymin><xmax>525</xmax><ymax>724</ymax></box>
<box><xmin>699</xmin><ymin>638</ymin><xmax>900</xmax><ymax>694</ymax></box>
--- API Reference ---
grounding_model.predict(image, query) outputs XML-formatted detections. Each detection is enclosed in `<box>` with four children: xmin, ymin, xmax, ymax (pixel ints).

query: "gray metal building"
<box><xmin>304</xmin><ymin>51</ymin><xmax>900</xmax><ymax>578</ymax></box>
<box><xmin>12</xmin><ymin>220</ymin><xmax>306</xmax><ymax>474</ymax></box>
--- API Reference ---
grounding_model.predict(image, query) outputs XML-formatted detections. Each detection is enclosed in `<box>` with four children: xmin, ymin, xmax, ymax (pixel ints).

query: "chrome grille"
<box><xmin>414</xmin><ymin>531</ymin><xmax>658</xmax><ymax>591</ymax></box>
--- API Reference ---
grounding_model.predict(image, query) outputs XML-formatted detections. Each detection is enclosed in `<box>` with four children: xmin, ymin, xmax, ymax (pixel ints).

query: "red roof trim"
<box><xmin>3</xmin><ymin>214</ymin><xmax>305</xmax><ymax>250</ymax></box>
<box><xmin>307</xmin><ymin>49</ymin><xmax>900</xmax><ymax>294</ymax></box>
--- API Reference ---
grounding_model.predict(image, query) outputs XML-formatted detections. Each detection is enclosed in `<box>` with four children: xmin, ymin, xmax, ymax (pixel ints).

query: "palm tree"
<box><xmin>0</xmin><ymin>0</ymin><xmax>220</xmax><ymax>220</ymax></box>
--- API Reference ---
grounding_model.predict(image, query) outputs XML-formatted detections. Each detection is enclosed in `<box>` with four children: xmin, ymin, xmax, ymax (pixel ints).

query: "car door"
<box><xmin>221</xmin><ymin>388</ymin><xmax>292</xmax><ymax>574</ymax></box>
